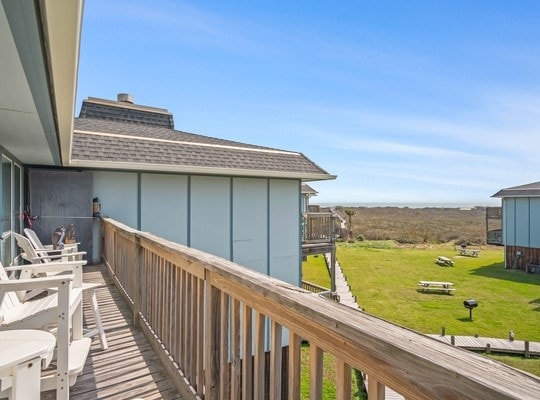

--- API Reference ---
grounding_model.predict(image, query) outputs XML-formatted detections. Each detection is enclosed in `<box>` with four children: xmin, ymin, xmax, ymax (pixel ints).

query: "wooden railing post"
<box><xmin>133</xmin><ymin>235</ymin><xmax>142</xmax><ymax>327</ymax></box>
<box><xmin>309</xmin><ymin>344</ymin><xmax>323</xmax><ymax>400</ymax></box>
<box><xmin>330</xmin><ymin>241</ymin><xmax>336</xmax><ymax>293</ymax></box>
<box><xmin>288</xmin><ymin>333</ymin><xmax>301</xmax><ymax>400</ymax></box>
<box><xmin>368</xmin><ymin>376</ymin><xmax>385</xmax><ymax>400</ymax></box>
<box><xmin>100</xmin><ymin>218</ymin><xmax>540</xmax><ymax>400</ymax></box>
<box><xmin>336</xmin><ymin>360</ymin><xmax>352</xmax><ymax>400</ymax></box>
<box><xmin>205</xmin><ymin>272</ymin><xmax>221</xmax><ymax>400</ymax></box>
<box><xmin>270</xmin><ymin>321</ymin><xmax>283</xmax><ymax>400</ymax></box>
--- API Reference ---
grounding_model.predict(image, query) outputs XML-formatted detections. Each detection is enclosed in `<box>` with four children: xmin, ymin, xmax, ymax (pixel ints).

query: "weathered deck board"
<box><xmin>42</xmin><ymin>264</ymin><xmax>183</xmax><ymax>400</ymax></box>
<box><xmin>428</xmin><ymin>334</ymin><xmax>540</xmax><ymax>356</ymax></box>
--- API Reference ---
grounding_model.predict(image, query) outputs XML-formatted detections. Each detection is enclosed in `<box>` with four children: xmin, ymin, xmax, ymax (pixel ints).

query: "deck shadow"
<box><xmin>469</xmin><ymin>262</ymin><xmax>540</xmax><ymax>285</ymax></box>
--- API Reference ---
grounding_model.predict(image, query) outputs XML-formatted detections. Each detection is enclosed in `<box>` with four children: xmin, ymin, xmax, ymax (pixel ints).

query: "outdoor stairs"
<box><xmin>325</xmin><ymin>253</ymin><xmax>360</xmax><ymax>310</ymax></box>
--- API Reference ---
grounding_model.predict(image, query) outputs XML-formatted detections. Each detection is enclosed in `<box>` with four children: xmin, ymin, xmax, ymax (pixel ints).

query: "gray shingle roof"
<box><xmin>71</xmin><ymin>104</ymin><xmax>334</xmax><ymax>181</ymax></box>
<box><xmin>492</xmin><ymin>181</ymin><xmax>540</xmax><ymax>198</ymax></box>
<box><xmin>301</xmin><ymin>184</ymin><xmax>318</xmax><ymax>195</ymax></box>
<box><xmin>79</xmin><ymin>99</ymin><xmax>174</xmax><ymax>129</ymax></box>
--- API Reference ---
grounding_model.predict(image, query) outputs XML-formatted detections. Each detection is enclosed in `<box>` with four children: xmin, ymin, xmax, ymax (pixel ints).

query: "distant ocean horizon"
<box><xmin>317</xmin><ymin>201</ymin><xmax>500</xmax><ymax>209</ymax></box>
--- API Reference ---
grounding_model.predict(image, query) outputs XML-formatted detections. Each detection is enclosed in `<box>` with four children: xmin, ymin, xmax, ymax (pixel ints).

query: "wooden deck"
<box><xmin>42</xmin><ymin>264</ymin><xmax>183</xmax><ymax>400</ymax></box>
<box><xmin>428</xmin><ymin>335</ymin><xmax>540</xmax><ymax>356</ymax></box>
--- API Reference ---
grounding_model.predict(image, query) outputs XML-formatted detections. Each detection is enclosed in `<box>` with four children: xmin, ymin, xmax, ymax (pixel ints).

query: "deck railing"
<box><xmin>486</xmin><ymin>207</ymin><xmax>502</xmax><ymax>218</ymax></box>
<box><xmin>101</xmin><ymin>218</ymin><xmax>540</xmax><ymax>400</ymax></box>
<box><xmin>487</xmin><ymin>229</ymin><xmax>503</xmax><ymax>245</ymax></box>
<box><xmin>302</xmin><ymin>212</ymin><xmax>339</xmax><ymax>243</ymax></box>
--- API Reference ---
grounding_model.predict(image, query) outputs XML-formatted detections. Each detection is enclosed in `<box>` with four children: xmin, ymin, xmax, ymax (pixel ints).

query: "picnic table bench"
<box><xmin>435</xmin><ymin>256</ymin><xmax>454</xmax><ymax>266</ymax></box>
<box><xmin>458</xmin><ymin>248</ymin><xmax>480</xmax><ymax>257</ymax></box>
<box><xmin>418</xmin><ymin>281</ymin><xmax>455</xmax><ymax>294</ymax></box>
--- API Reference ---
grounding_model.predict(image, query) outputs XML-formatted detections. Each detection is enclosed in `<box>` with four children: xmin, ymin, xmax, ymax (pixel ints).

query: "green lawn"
<box><xmin>302</xmin><ymin>241</ymin><xmax>540</xmax><ymax>377</ymax></box>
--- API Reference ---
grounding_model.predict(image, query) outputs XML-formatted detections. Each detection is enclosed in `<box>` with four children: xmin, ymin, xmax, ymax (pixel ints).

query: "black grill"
<box><xmin>463</xmin><ymin>299</ymin><xmax>478</xmax><ymax>308</ymax></box>
<box><xmin>463</xmin><ymin>299</ymin><xmax>478</xmax><ymax>319</ymax></box>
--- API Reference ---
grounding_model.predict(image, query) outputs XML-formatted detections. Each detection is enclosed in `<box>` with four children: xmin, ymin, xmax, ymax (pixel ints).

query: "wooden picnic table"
<box><xmin>458</xmin><ymin>248</ymin><xmax>480</xmax><ymax>257</ymax></box>
<box><xmin>435</xmin><ymin>256</ymin><xmax>454</xmax><ymax>266</ymax></box>
<box><xmin>418</xmin><ymin>281</ymin><xmax>455</xmax><ymax>294</ymax></box>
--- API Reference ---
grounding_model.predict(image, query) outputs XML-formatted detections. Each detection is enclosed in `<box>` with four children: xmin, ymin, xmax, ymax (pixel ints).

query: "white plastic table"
<box><xmin>0</xmin><ymin>330</ymin><xmax>56</xmax><ymax>399</ymax></box>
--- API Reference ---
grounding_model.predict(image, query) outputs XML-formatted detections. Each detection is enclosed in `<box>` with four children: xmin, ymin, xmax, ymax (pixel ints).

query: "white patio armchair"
<box><xmin>0</xmin><ymin>261</ymin><xmax>91</xmax><ymax>400</ymax></box>
<box><xmin>23</xmin><ymin>228</ymin><xmax>83</xmax><ymax>263</ymax></box>
<box><xmin>13</xmin><ymin>232</ymin><xmax>108</xmax><ymax>350</ymax></box>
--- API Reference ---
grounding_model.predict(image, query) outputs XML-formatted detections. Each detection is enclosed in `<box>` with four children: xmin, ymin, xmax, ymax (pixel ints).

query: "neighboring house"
<box><xmin>0</xmin><ymin>0</ymin><xmax>335</xmax><ymax>289</ymax></box>
<box><xmin>492</xmin><ymin>181</ymin><xmax>540</xmax><ymax>271</ymax></box>
<box><xmin>27</xmin><ymin>94</ymin><xmax>335</xmax><ymax>286</ymax></box>
<box><xmin>301</xmin><ymin>183</ymin><xmax>318</xmax><ymax>213</ymax></box>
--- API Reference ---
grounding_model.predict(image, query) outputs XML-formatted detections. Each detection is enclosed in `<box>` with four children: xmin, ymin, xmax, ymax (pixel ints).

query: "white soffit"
<box><xmin>0</xmin><ymin>1</ymin><xmax>56</xmax><ymax>165</ymax></box>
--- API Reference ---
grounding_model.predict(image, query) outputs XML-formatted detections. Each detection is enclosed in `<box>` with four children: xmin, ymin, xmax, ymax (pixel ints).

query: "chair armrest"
<box><xmin>5</xmin><ymin>261</ymin><xmax>84</xmax><ymax>288</ymax></box>
<box><xmin>20</xmin><ymin>252</ymin><xmax>87</xmax><ymax>264</ymax></box>
<box><xmin>0</xmin><ymin>275</ymin><xmax>74</xmax><ymax>293</ymax></box>
<box><xmin>36</xmin><ymin>248</ymin><xmax>86</xmax><ymax>257</ymax></box>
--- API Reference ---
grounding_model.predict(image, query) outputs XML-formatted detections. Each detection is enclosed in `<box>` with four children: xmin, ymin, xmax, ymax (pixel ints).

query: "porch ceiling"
<box><xmin>0</xmin><ymin>0</ymin><xmax>82</xmax><ymax>166</ymax></box>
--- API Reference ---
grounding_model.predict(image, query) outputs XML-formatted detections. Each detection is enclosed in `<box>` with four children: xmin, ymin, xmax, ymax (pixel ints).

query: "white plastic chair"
<box><xmin>0</xmin><ymin>261</ymin><xmax>91</xmax><ymax>400</ymax></box>
<box><xmin>13</xmin><ymin>232</ymin><xmax>108</xmax><ymax>350</ymax></box>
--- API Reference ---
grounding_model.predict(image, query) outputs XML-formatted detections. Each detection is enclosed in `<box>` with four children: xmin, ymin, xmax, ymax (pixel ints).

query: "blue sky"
<box><xmin>76</xmin><ymin>1</ymin><xmax>540</xmax><ymax>205</ymax></box>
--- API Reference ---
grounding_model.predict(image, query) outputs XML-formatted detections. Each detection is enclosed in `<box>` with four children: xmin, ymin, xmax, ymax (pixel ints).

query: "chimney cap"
<box><xmin>117</xmin><ymin>93</ymin><xmax>134</xmax><ymax>104</ymax></box>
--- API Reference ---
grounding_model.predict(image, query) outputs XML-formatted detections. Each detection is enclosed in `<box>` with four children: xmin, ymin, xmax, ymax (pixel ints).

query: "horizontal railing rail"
<box><xmin>301</xmin><ymin>280</ymin><xmax>330</xmax><ymax>294</ymax></box>
<box><xmin>101</xmin><ymin>218</ymin><xmax>540</xmax><ymax>400</ymax></box>
<box><xmin>486</xmin><ymin>207</ymin><xmax>502</xmax><ymax>218</ymax></box>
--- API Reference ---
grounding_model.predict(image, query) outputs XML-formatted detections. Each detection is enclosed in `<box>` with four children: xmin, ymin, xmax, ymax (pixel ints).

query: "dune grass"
<box><xmin>302</xmin><ymin>242</ymin><xmax>540</xmax><ymax>377</ymax></box>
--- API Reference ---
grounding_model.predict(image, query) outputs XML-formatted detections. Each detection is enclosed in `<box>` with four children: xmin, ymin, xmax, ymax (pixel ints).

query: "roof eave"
<box><xmin>492</xmin><ymin>192</ymin><xmax>540</xmax><ymax>198</ymax></box>
<box><xmin>68</xmin><ymin>159</ymin><xmax>337</xmax><ymax>181</ymax></box>
<box><xmin>40</xmin><ymin>0</ymin><xmax>84</xmax><ymax>166</ymax></box>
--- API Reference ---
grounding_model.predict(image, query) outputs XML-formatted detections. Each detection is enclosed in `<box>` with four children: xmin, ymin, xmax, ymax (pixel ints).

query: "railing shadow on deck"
<box><xmin>101</xmin><ymin>218</ymin><xmax>540</xmax><ymax>400</ymax></box>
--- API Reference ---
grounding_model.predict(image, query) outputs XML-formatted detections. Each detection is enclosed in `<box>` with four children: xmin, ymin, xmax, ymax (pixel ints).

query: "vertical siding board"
<box><xmin>232</xmin><ymin>178</ymin><xmax>268</xmax><ymax>274</ymax></box>
<box><xmin>268</xmin><ymin>179</ymin><xmax>301</xmax><ymax>285</ymax></box>
<box><xmin>529</xmin><ymin>198</ymin><xmax>540</xmax><ymax>247</ymax></box>
<box><xmin>515</xmin><ymin>198</ymin><xmax>530</xmax><ymax>246</ymax></box>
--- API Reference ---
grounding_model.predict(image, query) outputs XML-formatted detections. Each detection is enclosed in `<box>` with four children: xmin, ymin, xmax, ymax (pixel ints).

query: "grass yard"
<box><xmin>302</xmin><ymin>254</ymin><xmax>331</xmax><ymax>288</ymax></box>
<box><xmin>302</xmin><ymin>241</ymin><xmax>540</xmax><ymax>377</ymax></box>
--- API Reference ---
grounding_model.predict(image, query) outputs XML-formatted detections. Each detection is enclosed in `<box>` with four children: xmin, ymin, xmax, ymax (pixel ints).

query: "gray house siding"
<box><xmin>141</xmin><ymin>173</ymin><xmax>188</xmax><ymax>246</ymax></box>
<box><xmin>93</xmin><ymin>171</ymin><xmax>138</xmax><ymax>228</ymax></box>
<box><xmin>515</xmin><ymin>198</ymin><xmax>529</xmax><ymax>245</ymax></box>
<box><xmin>269</xmin><ymin>179</ymin><xmax>301</xmax><ymax>285</ymax></box>
<box><xmin>530</xmin><ymin>198</ymin><xmax>540</xmax><ymax>248</ymax></box>
<box><xmin>503</xmin><ymin>197</ymin><xmax>540</xmax><ymax>248</ymax></box>
<box><xmin>232</xmin><ymin>178</ymin><xmax>268</xmax><ymax>275</ymax></box>
<box><xmin>92</xmin><ymin>171</ymin><xmax>301</xmax><ymax>286</ymax></box>
<box><xmin>190</xmin><ymin>176</ymin><xmax>231</xmax><ymax>260</ymax></box>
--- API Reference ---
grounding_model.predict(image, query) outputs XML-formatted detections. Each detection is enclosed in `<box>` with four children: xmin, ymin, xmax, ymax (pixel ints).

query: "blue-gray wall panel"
<box><xmin>93</xmin><ymin>171</ymin><xmax>138</xmax><ymax>228</ymax></box>
<box><xmin>515</xmin><ymin>198</ymin><xmax>530</xmax><ymax>246</ymax></box>
<box><xmin>190</xmin><ymin>176</ymin><xmax>231</xmax><ymax>259</ymax></box>
<box><xmin>232</xmin><ymin>178</ymin><xmax>268</xmax><ymax>273</ymax></box>
<box><xmin>503</xmin><ymin>198</ymin><xmax>515</xmax><ymax>245</ymax></box>
<box><xmin>141</xmin><ymin>174</ymin><xmax>188</xmax><ymax>245</ymax></box>
<box><xmin>269</xmin><ymin>179</ymin><xmax>300</xmax><ymax>285</ymax></box>
<box><xmin>529</xmin><ymin>198</ymin><xmax>540</xmax><ymax>248</ymax></box>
